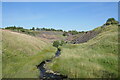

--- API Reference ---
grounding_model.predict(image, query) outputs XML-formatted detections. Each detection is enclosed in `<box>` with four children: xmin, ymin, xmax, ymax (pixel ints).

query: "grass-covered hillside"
<box><xmin>2</xmin><ymin>30</ymin><xmax>56</xmax><ymax>78</ymax></box>
<box><xmin>3</xmin><ymin>27</ymin><xmax>66</xmax><ymax>42</ymax></box>
<box><xmin>46</xmin><ymin>25</ymin><xmax>118</xmax><ymax>78</ymax></box>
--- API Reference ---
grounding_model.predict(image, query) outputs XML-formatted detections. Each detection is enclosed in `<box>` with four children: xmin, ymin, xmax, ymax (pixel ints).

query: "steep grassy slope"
<box><xmin>46</xmin><ymin>25</ymin><xmax>118</xmax><ymax>78</ymax></box>
<box><xmin>2</xmin><ymin>30</ymin><xmax>56</xmax><ymax>78</ymax></box>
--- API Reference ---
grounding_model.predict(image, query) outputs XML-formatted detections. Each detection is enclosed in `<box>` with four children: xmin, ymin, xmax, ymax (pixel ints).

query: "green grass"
<box><xmin>2</xmin><ymin>30</ymin><xmax>56</xmax><ymax>78</ymax></box>
<box><xmin>46</xmin><ymin>25</ymin><xmax>118</xmax><ymax>78</ymax></box>
<box><xmin>2</xmin><ymin>25</ymin><xmax>119</xmax><ymax>78</ymax></box>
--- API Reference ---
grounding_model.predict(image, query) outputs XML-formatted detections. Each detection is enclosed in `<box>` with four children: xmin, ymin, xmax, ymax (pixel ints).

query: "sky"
<box><xmin>2</xmin><ymin>0</ymin><xmax>120</xmax><ymax>2</ymax></box>
<box><xmin>2</xmin><ymin>2</ymin><xmax>118</xmax><ymax>31</ymax></box>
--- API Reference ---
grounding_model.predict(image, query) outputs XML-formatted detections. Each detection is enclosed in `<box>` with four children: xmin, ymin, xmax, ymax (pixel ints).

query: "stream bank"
<box><xmin>36</xmin><ymin>48</ymin><xmax>67</xmax><ymax>79</ymax></box>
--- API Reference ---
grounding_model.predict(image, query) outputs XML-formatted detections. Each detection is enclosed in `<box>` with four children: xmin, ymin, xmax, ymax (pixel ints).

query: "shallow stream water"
<box><xmin>36</xmin><ymin>48</ymin><xmax>67</xmax><ymax>79</ymax></box>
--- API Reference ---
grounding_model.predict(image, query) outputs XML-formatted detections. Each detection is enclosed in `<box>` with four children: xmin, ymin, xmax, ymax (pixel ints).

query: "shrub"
<box><xmin>31</xmin><ymin>27</ymin><xmax>35</xmax><ymax>31</ymax></box>
<box><xmin>105</xmin><ymin>18</ymin><xmax>119</xmax><ymax>25</ymax></box>
<box><xmin>63</xmin><ymin>32</ymin><xmax>67</xmax><ymax>36</ymax></box>
<box><xmin>60</xmin><ymin>40</ymin><xmax>65</xmax><ymax>46</ymax></box>
<box><xmin>53</xmin><ymin>40</ymin><xmax>66</xmax><ymax>48</ymax></box>
<box><xmin>53</xmin><ymin>41</ymin><xmax>60</xmax><ymax>48</ymax></box>
<box><xmin>68</xmin><ymin>30</ymin><xmax>79</xmax><ymax>35</ymax></box>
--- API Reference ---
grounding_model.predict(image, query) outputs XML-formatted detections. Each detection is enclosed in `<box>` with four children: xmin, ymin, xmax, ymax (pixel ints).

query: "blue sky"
<box><xmin>2</xmin><ymin>0</ymin><xmax>120</xmax><ymax>2</ymax></box>
<box><xmin>2</xmin><ymin>2</ymin><xmax>118</xmax><ymax>31</ymax></box>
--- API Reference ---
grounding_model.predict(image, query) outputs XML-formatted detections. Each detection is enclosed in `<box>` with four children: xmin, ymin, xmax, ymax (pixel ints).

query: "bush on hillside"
<box><xmin>68</xmin><ymin>30</ymin><xmax>79</xmax><ymax>35</ymax></box>
<box><xmin>31</xmin><ymin>27</ymin><xmax>35</xmax><ymax>31</ymax></box>
<box><xmin>105</xmin><ymin>18</ymin><xmax>119</xmax><ymax>25</ymax></box>
<box><xmin>53</xmin><ymin>41</ymin><xmax>60</xmax><ymax>48</ymax></box>
<box><xmin>63</xmin><ymin>30</ymin><xmax>79</xmax><ymax>36</ymax></box>
<box><xmin>5</xmin><ymin>26</ymin><xmax>24</xmax><ymax>30</ymax></box>
<box><xmin>63</xmin><ymin>32</ymin><xmax>68</xmax><ymax>36</ymax></box>
<box><xmin>35</xmin><ymin>27</ymin><xmax>63</xmax><ymax>31</ymax></box>
<box><xmin>53</xmin><ymin>40</ymin><xmax>66</xmax><ymax>48</ymax></box>
<box><xmin>60</xmin><ymin>40</ymin><xmax>66</xmax><ymax>46</ymax></box>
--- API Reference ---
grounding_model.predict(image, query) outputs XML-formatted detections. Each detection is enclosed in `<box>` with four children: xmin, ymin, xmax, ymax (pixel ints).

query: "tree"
<box><xmin>5</xmin><ymin>26</ymin><xmax>16</xmax><ymax>30</ymax></box>
<box><xmin>63</xmin><ymin>32</ymin><xmax>67</xmax><ymax>36</ymax></box>
<box><xmin>53</xmin><ymin>40</ymin><xmax>66</xmax><ymax>48</ymax></box>
<box><xmin>53</xmin><ymin>41</ymin><xmax>60</xmax><ymax>48</ymax></box>
<box><xmin>36</xmin><ymin>28</ymin><xmax>40</xmax><ymax>31</ymax></box>
<box><xmin>17</xmin><ymin>27</ymin><xmax>23</xmax><ymax>29</ymax></box>
<box><xmin>60</xmin><ymin>40</ymin><xmax>65</xmax><ymax>46</ymax></box>
<box><xmin>31</xmin><ymin>27</ymin><xmax>35</xmax><ymax>31</ymax></box>
<box><xmin>58</xmin><ymin>29</ymin><xmax>63</xmax><ymax>32</ymax></box>
<box><xmin>68</xmin><ymin>30</ymin><xmax>79</xmax><ymax>35</ymax></box>
<box><xmin>105</xmin><ymin>18</ymin><xmax>119</xmax><ymax>25</ymax></box>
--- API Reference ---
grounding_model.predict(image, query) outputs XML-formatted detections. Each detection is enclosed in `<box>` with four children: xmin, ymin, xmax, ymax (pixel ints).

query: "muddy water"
<box><xmin>36</xmin><ymin>48</ymin><xmax>67</xmax><ymax>79</ymax></box>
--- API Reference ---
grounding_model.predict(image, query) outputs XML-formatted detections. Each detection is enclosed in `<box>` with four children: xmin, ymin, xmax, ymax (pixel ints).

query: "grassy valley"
<box><xmin>1</xmin><ymin>18</ymin><xmax>119</xmax><ymax>78</ymax></box>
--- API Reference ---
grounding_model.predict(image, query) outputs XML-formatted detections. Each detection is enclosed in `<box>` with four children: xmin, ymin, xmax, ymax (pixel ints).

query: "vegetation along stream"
<box><xmin>36</xmin><ymin>48</ymin><xmax>68</xmax><ymax>79</ymax></box>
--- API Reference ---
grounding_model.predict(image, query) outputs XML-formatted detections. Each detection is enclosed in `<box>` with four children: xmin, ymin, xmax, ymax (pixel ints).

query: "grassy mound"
<box><xmin>46</xmin><ymin>25</ymin><xmax>118</xmax><ymax>78</ymax></box>
<box><xmin>2</xmin><ymin>30</ymin><xmax>56</xmax><ymax>78</ymax></box>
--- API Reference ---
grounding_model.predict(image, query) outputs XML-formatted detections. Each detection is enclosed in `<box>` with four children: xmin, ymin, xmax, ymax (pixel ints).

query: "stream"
<box><xmin>36</xmin><ymin>48</ymin><xmax>68</xmax><ymax>79</ymax></box>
